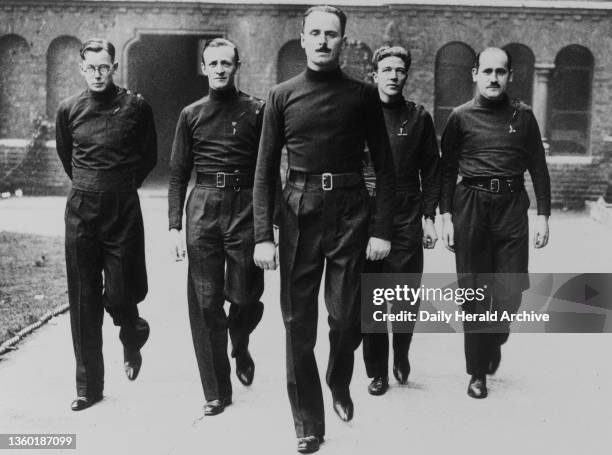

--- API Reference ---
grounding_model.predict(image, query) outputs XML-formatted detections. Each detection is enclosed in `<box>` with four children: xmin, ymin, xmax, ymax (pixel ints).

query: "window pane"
<box><xmin>549</xmin><ymin>45</ymin><xmax>593</xmax><ymax>155</ymax></box>
<box><xmin>434</xmin><ymin>42</ymin><xmax>475</xmax><ymax>132</ymax></box>
<box><xmin>503</xmin><ymin>43</ymin><xmax>534</xmax><ymax>104</ymax></box>
<box><xmin>551</xmin><ymin>68</ymin><xmax>592</xmax><ymax>111</ymax></box>
<box><xmin>549</xmin><ymin>112</ymin><xmax>589</xmax><ymax>155</ymax></box>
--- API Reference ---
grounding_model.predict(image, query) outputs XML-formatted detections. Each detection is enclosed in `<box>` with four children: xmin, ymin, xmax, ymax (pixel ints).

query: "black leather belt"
<box><xmin>196</xmin><ymin>172</ymin><xmax>254</xmax><ymax>190</ymax></box>
<box><xmin>288</xmin><ymin>170</ymin><xmax>363</xmax><ymax>191</ymax></box>
<box><xmin>462</xmin><ymin>176</ymin><xmax>524</xmax><ymax>194</ymax></box>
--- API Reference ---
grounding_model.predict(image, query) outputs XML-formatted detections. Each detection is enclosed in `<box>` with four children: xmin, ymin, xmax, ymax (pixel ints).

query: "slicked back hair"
<box><xmin>80</xmin><ymin>38</ymin><xmax>116</xmax><ymax>62</ymax></box>
<box><xmin>302</xmin><ymin>5</ymin><xmax>347</xmax><ymax>37</ymax></box>
<box><xmin>201</xmin><ymin>38</ymin><xmax>240</xmax><ymax>65</ymax></box>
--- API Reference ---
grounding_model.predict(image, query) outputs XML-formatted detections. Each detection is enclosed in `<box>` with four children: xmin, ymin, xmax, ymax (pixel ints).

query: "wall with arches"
<box><xmin>0</xmin><ymin>1</ymin><xmax>610</xmax><ymax>204</ymax></box>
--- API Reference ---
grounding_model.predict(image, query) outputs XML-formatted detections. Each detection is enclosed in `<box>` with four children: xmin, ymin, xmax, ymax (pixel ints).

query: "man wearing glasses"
<box><xmin>168</xmin><ymin>38</ymin><xmax>265</xmax><ymax>417</ymax></box>
<box><xmin>56</xmin><ymin>38</ymin><xmax>157</xmax><ymax>411</ymax></box>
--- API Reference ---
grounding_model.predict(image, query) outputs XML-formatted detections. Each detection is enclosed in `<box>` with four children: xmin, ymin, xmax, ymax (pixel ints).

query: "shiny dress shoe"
<box><xmin>332</xmin><ymin>392</ymin><xmax>354</xmax><ymax>422</ymax></box>
<box><xmin>367</xmin><ymin>376</ymin><xmax>389</xmax><ymax>396</ymax></box>
<box><xmin>393</xmin><ymin>359</ymin><xmax>411</xmax><ymax>384</ymax></box>
<box><xmin>235</xmin><ymin>350</ymin><xmax>255</xmax><ymax>386</ymax></box>
<box><xmin>297</xmin><ymin>435</ymin><xmax>324</xmax><ymax>453</ymax></box>
<box><xmin>467</xmin><ymin>375</ymin><xmax>488</xmax><ymax>399</ymax></box>
<box><xmin>121</xmin><ymin>318</ymin><xmax>149</xmax><ymax>381</ymax></box>
<box><xmin>70</xmin><ymin>392</ymin><xmax>103</xmax><ymax>411</ymax></box>
<box><xmin>124</xmin><ymin>348</ymin><xmax>142</xmax><ymax>381</ymax></box>
<box><xmin>487</xmin><ymin>345</ymin><xmax>502</xmax><ymax>375</ymax></box>
<box><xmin>203</xmin><ymin>396</ymin><xmax>232</xmax><ymax>416</ymax></box>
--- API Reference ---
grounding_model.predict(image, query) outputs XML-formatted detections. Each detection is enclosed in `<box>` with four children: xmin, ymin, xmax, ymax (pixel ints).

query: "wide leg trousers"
<box><xmin>279</xmin><ymin>182</ymin><xmax>369</xmax><ymax>438</ymax></box>
<box><xmin>65</xmin><ymin>189</ymin><xmax>149</xmax><ymax>397</ymax></box>
<box><xmin>362</xmin><ymin>191</ymin><xmax>424</xmax><ymax>378</ymax></box>
<box><xmin>452</xmin><ymin>183</ymin><xmax>530</xmax><ymax>377</ymax></box>
<box><xmin>185</xmin><ymin>187</ymin><xmax>264</xmax><ymax>402</ymax></box>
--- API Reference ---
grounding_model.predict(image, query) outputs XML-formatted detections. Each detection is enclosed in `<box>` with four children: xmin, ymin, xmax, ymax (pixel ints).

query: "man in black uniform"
<box><xmin>253</xmin><ymin>6</ymin><xmax>395</xmax><ymax>453</ymax></box>
<box><xmin>168</xmin><ymin>38</ymin><xmax>265</xmax><ymax>417</ymax></box>
<box><xmin>362</xmin><ymin>46</ymin><xmax>440</xmax><ymax>396</ymax></box>
<box><xmin>440</xmin><ymin>47</ymin><xmax>550</xmax><ymax>399</ymax></box>
<box><xmin>55</xmin><ymin>39</ymin><xmax>157</xmax><ymax>411</ymax></box>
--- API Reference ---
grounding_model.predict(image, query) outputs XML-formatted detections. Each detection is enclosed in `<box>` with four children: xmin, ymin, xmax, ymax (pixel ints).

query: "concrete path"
<box><xmin>1</xmin><ymin>193</ymin><xmax>611</xmax><ymax>455</ymax></box>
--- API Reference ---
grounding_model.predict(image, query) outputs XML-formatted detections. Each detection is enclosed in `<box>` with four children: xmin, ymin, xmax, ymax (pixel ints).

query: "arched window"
<box><xmin>0</xmin><ymin>34</ymin><xmax>31</xmax><ymax>138</ymax></box>
<box><xmin>434</xmin><ymin>42</ymin><xmax>475</xmax><ymax>133</ymax></box>
<box><xmin>549</xmin><ymin>45</ymin><xmax>594</xmax><ymax>155</ymax></box>
<box><xmin>277</xmin><ymin>40</ymin><xmax>304</xmax><ymax>83</ymax></box>
<box><xmin>47</xmin><ymin>36</ymin><xmax>83</xmax><ymax>118</ymax></box>
<box><xmin>503</xmin><ymin>43</ymin><xmax>535</xmax><ymax>104</ymax></box>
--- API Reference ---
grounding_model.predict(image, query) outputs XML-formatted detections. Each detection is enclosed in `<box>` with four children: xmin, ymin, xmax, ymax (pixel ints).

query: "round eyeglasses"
<box><xmin>83</xmin><ymin>65</ymin><xmax>112</xmax><ymax>76</ymax></box>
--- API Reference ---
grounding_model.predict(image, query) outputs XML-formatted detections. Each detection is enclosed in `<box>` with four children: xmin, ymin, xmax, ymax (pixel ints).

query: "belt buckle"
<box><xmin>490</xmin><ymin>178</ymin><xmax>500</xmax><ymax>193</ymax></box>
<box><xmin>322</xmin><ymin>173</ymin><xmax>333</xmax><ymax>191</ymax></box>
<box><xmin>216</xmin><ymin>172</ymin><xmax>226</xmax><ymax>188</ymax></box>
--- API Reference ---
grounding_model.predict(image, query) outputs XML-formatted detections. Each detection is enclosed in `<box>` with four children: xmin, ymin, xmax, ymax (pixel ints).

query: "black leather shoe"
<box><xmin>124</xmin><ymin>348</ymin><xmax>142</xmax><ymax>381</ymax></box>
<box><xmin>121</xmin><ymin>318</ymin><xmax>149</xmax><ymax>381</ymax></box>
<box><xmin>332</xmin><ymin>392</ymin><xmax>354</xmax><ymax>422</ymax></box>
<box><xmin>488</xmin><ymin>345</ymin><xmax>501</xmax><ymax>375</ymax></box>
<box><xmin>367</xmin><ymin>376</ymin><xmax>389</xmax><ymax>396</ymax></box>
<box><xmin>467</xmin><ymin>376</ymin><xmax>488</xmax><ymax>399</ymax></box>
<box><xmin>393</xmin><ymin>359</ymin><xmax>410</xmax><ymax>384</ymax></box>
<box><xmin>297</xmin><ymin>435</ymin><xmax>324</xmax><ymax>453</ymax></box>
<box><xmin>235</xmin><ymin>350</ymin><xmax>255</xmax><ymax>386</ymax></box>
<box><xmin>70</xmin><ymin>392</ymin><xmax>103</xmax><ymax>411</ymax></box>
<box><xmin>203</xmin><ymin>396</ymin><xmax>232</xmax><ymax>416</ymax></box>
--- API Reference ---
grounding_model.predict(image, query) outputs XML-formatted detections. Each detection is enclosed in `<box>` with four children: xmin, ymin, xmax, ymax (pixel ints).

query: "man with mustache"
<box><xmin>253</xmin><ymin>5</ymin><xmax>394</xmax><ymax>453</ymax></box>
<box><xmin>168</xmin><ymin>38</ymin><xmax>265</xmax><ymax>416</ymax></box>
<box><xmin>362</xmin><ymin>45</ymin><xmax>440</xmax><ymax>396</ymax></box>
<box><xmin>55</xmin><ymin>38</ymin><xmax>157</xmax><ymax>411</ymax></box>
<box><xmin>440</xmin><ymin>47</ymin><xmax>551</xmax><ymax>399</ymax></box>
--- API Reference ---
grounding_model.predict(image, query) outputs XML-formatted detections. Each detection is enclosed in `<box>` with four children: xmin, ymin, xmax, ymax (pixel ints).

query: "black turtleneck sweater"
<box><xmin>55</xmin><ymin>83</ymin><xmax>157</xmax><ymax>187</ymax></box>
<box><xmin>364</xmin><ymin>97</ymin><xmax>440</xmax><ymax>219</ymax></box>
<box><xmin>253</xmin><ymin>67</ymin><xmax>395</xmax><ymax>243</ymax></box>
<box><xmin>440</xmin><ymin>94</ymin><xmax>551</xmax><ymax>216</ymax></box>
<box><xmin>167</xmin><ymin>89</ymin><xmax>265</xmax><ymax>230</ymax></box>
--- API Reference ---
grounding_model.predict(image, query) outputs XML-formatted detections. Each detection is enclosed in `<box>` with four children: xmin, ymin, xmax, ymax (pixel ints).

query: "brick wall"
<box><xmin>0</xmin><ymin>140</ymin><xmax>70</xmax><ymax>195</ymax></box>
<box><xmin>0</xmin><ymin>1</ymin><xmax>610</xmax><ymax>203</ymax></box>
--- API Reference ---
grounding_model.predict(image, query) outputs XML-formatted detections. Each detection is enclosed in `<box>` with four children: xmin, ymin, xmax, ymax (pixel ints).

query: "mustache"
<box><xmin>487</xmin><ymin>82</ymin><xmax>501</xmax><ymax>88</ymax></box>
<box><xmin>315</xmin><ymin>45</ymin><xmax>331</xmax><ymax>53</ymax></box>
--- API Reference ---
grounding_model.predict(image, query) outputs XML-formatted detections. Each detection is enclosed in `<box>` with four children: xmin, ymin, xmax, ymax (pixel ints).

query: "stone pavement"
<box><xmin>1</xmin><ymin>192</ymin><xmax>611</xmax><ymax>455</ymax></box>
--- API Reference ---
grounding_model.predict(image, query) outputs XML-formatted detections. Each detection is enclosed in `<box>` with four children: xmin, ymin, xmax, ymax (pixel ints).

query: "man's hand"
<box><xmin>254</xmin><ymin>241</ymin><xmax>277</xmax><ymax>270</ymax></box>
<box><xmin>534</xmin><ymin>215</ymin><xmax>549</xmax><ymax>249</ymax></box>
<box><xmin>366</xmin><ymin>236</ymin><xmax>391</xmax><ymax>261</ymax></box>
<box><xmin>441</xmin><ymin>213</ymin><xmax>455</xmax><ymax>252</ymax></box>
<box><xmin>422</xmin><ymin>217</ymin><xmax>438</xmax><ymax>249</ymax></box>
<box><xmin>169</xmin><ymin>228</ymin><xmax>186</xmax><ymax>261</ymax></box>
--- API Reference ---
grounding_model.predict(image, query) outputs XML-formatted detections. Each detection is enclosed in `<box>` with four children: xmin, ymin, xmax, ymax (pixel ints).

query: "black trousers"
<box><xmin>363</xmin><ymin>191</ymin><xmax>423</xmax><ymax>378</ymax></box>
<box><xmin>279</xmin><ymin>181</ymin><xmax>369</xmax><ymax>438</ymax></box>
<box><xmin>452</xmin><ymin>183</ymin><xmax>530</xmax><ymax>377</ymax></box>
<box><xmin>185</xmin><ymin>186</ymin><xmax>264</xmax><ymax>402</ymax></box>
<box><xmin>65</xmin><ymin>189</ymin><xmax>149</xmax><ymax>397</ymax></box>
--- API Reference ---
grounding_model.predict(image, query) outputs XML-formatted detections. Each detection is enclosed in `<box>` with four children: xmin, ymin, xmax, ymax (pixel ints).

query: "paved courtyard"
<box><xmin>0</xmin><ymin>191</ymin><xmax>611</xmax><ymax>455</ymax></box>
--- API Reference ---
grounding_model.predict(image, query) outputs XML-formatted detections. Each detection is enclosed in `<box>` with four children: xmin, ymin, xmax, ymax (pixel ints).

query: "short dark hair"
<box><xmin>201</xmin><ymin>37</ymin><xmax>240</xmax><ymax>65</ymax></box>
<box><xmin>473</xmin><ymin>47</ymin><xmax>513</xmax><ymax>72</ymax></box>
<box><xmin>302</xmin><ymin>5</ymin><xmax>347</xmax><ymax>37</ymax></box>
<box><xmin>80</xmin><ymin>39</ymin><xmax>115</xmax><ymax>62</ymax></box>
<box><xmin>372</xmin><ymin>46</ymin><xmax>412</xmax><ymax>71</ymax></box>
